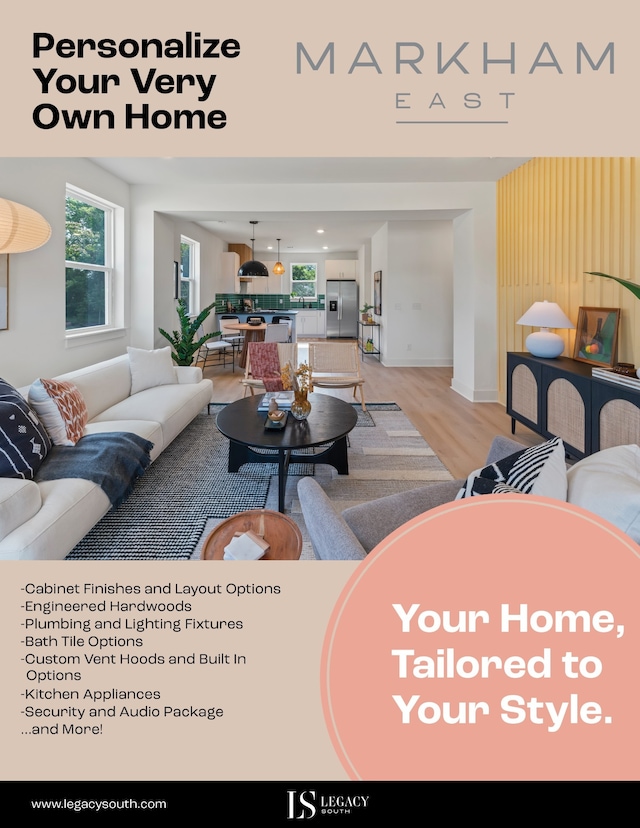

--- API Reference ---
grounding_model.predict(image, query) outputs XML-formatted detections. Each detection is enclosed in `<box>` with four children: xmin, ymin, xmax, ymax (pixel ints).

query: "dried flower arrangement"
<box><xmin>281</xmin><ymin>361</ymin><xmax>311</xmax><ymax>392</ymax></box>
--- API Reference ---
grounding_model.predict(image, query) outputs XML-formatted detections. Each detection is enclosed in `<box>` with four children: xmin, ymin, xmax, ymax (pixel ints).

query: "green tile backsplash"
<box><xmin>215</xmin><ymin>293</ymin><xmax>325</xmax><ymax>312</ymax></box>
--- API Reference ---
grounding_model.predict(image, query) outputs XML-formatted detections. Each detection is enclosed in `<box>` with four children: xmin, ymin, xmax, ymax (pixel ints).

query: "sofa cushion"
<box><xmin>28</xmin><ymin>378</ymin><xmax>88</xmax><ymax>445</ymax></box>
<box><xmin>457</xmin><ymin>437</ymin><xmax>567</xmax><ymax>500</ymax></box>
<box><xmin>84</xmin><ymin>420</ymin><xmax>164</xmax><ymax>461</ymax></box>
<box><xmin>127</xmin><ymin>346</ymin><xmax>177</xmax><ymax>394</ymax></box>
<box><xmin>567</xmin><ymin>444</ymin><xmax>640</xmax><ymax>544</ymax></box>
<box><xmin>90</xmin><ymin>381</ymin><xmax>212</xmax><ymax>449</ymax></box>
<box><xmin>57</xmin><ymin>356</ymin><xmax>132</xmax><ymax>422</ymax></box>
<box><xmin>0</xmin><ymin>478</ymin><xmax>42</xmax><ymax>541</ymax></box>
<box><xmin>0</xmin><ymin>478</ymin><xmax>110</xmax><ymax>561</ymax></box>
<box><xmin>0</xmin><ymin>378</ymin><xmax>52</xmax><ymax>479</ymax></box>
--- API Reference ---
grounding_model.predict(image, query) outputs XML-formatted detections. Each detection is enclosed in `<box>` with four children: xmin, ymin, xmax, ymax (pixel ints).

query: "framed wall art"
<box><xmin>572</xmin><ymin>306</ymin><xmax>620</xmax><ymax>369</ymax></box>
<box><xmin>374</xmin><ymin>270</ymin><xmax>382</xmax><ymax>316</ymax></box>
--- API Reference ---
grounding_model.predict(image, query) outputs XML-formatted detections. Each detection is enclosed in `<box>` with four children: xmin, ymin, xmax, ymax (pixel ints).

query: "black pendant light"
<box><xmin>237</xmin><ymin>220</ymin><xmax>269</xmax><ymax>278</ymax></box>
<box><xmin>273</xmin><ymin>238</ymin><xmax>285</xmax><ymax>275</ymax></box>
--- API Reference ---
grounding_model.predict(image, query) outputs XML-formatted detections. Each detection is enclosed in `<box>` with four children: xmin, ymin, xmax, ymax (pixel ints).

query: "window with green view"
<box><xmin>291</xmin><ymin>263</ymin><xmax>317</xmax><ymax>299</ymax></box>
<box><xmin>65</xmin><ymin>188</ymin><xmax>113</xmax><ymax>331</ymax></box>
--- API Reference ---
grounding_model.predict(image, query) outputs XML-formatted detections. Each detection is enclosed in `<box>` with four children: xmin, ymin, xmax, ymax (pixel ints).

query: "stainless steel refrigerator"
<box><xmin>326</xmin><ymin>280</ymin><xmax>358</xmax><ymax>338</ymax></box>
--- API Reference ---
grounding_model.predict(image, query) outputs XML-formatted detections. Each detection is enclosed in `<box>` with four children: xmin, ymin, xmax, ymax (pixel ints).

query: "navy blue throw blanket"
<box><xmin>35</xmin><ymin>432</ymin><xmax>154</xmax><ymax>509</ymax></box>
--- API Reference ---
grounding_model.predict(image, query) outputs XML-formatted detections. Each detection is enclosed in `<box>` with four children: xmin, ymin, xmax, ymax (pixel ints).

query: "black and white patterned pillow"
<box><xmin>457</xmin><ymin>437</ymin><xmax>567</xmax><ymax>501</ymax></box>
<box><xmin>466</xmin><ymin>478</ymin><xmax>524</xmax><ymax>496</ymax></box>
<box><xmin>0</xmin><ymin>378</ymin><xmax>52</xmax><ymax>479</ymax></box>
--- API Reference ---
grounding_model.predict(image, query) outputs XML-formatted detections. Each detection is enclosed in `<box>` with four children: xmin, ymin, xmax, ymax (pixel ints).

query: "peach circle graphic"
<box><xmin>321</xmin><ymin>496</ymin><xmax>640</xmax><ymax>780</ymax></box>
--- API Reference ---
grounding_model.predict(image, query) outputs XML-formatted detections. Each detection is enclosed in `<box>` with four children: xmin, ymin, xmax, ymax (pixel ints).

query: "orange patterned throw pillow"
<box><xmin>28</xmin><ymin>378</ymin><xmax>88</xmax><ymax>446</ymax></box>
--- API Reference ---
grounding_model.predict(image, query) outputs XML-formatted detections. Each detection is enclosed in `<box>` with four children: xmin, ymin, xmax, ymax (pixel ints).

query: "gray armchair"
<box><xmin>297</xmin><ymin>435</ymin><xmax>523</xmax><ymax>560</ymax></box>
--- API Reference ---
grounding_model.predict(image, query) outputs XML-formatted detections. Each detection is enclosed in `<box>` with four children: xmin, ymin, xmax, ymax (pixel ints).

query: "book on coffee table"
<box><xmin>257</xmin><ymin>392</ymin><xmax>295</xmax><ymax>411</ymax></box>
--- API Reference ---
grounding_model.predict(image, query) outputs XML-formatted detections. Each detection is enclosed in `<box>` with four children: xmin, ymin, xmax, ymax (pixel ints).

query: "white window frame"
<box><xmin>290</xmin><ymin>262</ymin><xmax>318</xmax><ymax>300</ymax></box>
<box><xmin>65</xmin><ymin>185</ymin><xmax>120</xmax><ymax>337</ymax></box>
<box><xmin>180</xmin><ymin>235</ymin><xmax>200</xmax><ymax>316</ymax></box>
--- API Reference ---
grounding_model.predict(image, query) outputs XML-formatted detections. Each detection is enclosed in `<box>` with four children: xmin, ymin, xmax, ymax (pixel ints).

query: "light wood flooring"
<box><xmin>202</xmin><ymin>340</ymin><xmax>541</xmax><ymax>479</ymax></box>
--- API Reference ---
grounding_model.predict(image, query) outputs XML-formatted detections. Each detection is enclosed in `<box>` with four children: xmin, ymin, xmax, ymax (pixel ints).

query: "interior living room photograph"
<box><xmin>1</xmin><ymin>156</ymin><xmax>639</xmax><ymax>562</ymax></box>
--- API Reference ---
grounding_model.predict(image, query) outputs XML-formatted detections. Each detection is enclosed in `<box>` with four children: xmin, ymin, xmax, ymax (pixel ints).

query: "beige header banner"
<box><xmin>1</xmin><ymin>0</ymin><xmax>637</xmax><ymax>156</ymax></box>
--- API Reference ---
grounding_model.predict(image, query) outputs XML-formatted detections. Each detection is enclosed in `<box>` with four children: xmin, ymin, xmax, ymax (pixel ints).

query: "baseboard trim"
<box><xmin>451</xmin><ymin>378</ymin><xmax>499</xmax><ymax>403</ymax></box>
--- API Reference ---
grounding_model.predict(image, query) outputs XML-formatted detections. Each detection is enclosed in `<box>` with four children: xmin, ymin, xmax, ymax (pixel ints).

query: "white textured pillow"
<box><xmin>567</xmin><ymin>444</ymin><xmax>640</xmax><ymax>543</ymax></box>
<box><xmin>127</xmin><ymin>347</ymin><xmax>177</xmax><ymax>395</ymax></box>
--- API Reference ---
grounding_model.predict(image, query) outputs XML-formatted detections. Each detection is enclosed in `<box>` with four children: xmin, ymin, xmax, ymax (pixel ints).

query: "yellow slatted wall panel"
<box><xmin>497</xmin><ymin>157</ymin><xmax>640</xmax><ymax>403</ymax></box>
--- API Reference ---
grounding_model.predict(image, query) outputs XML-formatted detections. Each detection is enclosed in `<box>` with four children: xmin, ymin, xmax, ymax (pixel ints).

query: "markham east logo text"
<box><xmin>297</xmin><ymin>41</ymin><xmax>615</xmax><ymax>121</ymax></box>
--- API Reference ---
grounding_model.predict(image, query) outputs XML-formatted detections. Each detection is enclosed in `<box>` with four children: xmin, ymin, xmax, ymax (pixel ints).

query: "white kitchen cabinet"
<box><xmin>325</xmin><ymin>260</ymin><xmax>357</xmax><ymax>281</ymax></box>
<box><xmin>219</xmin><ymin>251</ymin><xmax>240</xmax><ymax>293</ymax></box>
<box><xmin>297</xmin><ymin>310</ymin><xmax>326</xmax><ymax>337</ymax></box>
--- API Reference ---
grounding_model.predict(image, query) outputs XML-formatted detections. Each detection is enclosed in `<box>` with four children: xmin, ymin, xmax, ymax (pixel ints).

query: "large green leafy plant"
<box><xmin>158</xmin><ymin>299</ymin><xmax>220</xmax><ymax>366</ymax></box>
<box><xmin>586</xmin><ymin>272</ymin><xmax>640</xmax><ymax>300</ymax></box>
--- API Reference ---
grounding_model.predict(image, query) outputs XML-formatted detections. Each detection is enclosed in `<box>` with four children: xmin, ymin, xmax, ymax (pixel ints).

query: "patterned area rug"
<box><xmin>67</xmin><ymin>409</ymin><xmax>272</xmax><ymax>560</ymax></box>
<box><xmin>68</xmin><ymin>402</ymin><xmax>452</xmax><ymax>560</ymax></box>
<box><xmin>66</xmin><ymin>403</ymin><xmax>393</xmax><ymax>560</ymax></box>
<box><xmin>193</xmin><ymin>404</ymin><xmax>454</xmax><ymax>561</ymax></box>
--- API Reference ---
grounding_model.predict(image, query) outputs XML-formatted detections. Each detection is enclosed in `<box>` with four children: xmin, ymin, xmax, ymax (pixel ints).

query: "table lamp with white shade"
<box><xmin>516</xmin><ymin>300</ymin><xmax>574</xmax><ymax>358</ymax></box>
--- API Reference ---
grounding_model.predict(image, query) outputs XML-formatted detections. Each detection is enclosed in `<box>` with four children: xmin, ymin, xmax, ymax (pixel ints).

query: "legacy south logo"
<box><xmin>286</xmin><ymin>790</ymin><xmax>370</xmax><ymax>819</ymax></box>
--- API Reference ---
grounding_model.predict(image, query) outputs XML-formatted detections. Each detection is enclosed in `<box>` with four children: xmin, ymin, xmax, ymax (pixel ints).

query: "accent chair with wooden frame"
<box><xmin>307</xmin><ymin>340</ymin><xmax>366</xmax><ymax>411</ymax></box>
<box><xmin>241</xmin><ymin>342</ymin><xmax>297</xmax><ymax>396</ymax></box>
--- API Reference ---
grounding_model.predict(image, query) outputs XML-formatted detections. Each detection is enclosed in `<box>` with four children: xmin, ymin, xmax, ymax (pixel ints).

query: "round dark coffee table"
<box><xmin>216</xmin><ymin>393</ymin><xmax>358</xmax><ymax>513</ymax></box>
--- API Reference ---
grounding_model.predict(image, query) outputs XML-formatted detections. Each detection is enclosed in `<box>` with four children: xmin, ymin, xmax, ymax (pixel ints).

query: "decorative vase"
<box><xmin>291</xmin><ymin>389</ymin><xmax>312</xmax><ymax>420</ymax></box>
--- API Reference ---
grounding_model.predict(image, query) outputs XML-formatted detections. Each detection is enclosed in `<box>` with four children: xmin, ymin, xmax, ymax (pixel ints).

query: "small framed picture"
<box><xmin>572</xmin><ymin>306</ymin><xmax>620</xmax><ymax>369</ymax></box>
<box><xmin>374</xmin><ymin>270</ymin><xmax>382</xmax><ymax>316</ymax></box>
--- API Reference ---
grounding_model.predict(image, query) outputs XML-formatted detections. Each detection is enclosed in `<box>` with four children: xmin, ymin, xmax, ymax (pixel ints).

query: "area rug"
<box><xmin>67</xmin><ymin>409</ymin><xmax>272</xmax><ymax>560</ymax></box>
<box><xmin>66</xmin><ymin>403</ymin><xmax>405</xmax><ymax>560</ymax></box>
<box><xmin>193</xmin><ymin>404</ymin><xmax>455</xmax><ymax>561</ymax></box>
<box><xmin>68</xmin><ymin>403</ymin><xmax>452</xmax><ymax>560</ymax></box>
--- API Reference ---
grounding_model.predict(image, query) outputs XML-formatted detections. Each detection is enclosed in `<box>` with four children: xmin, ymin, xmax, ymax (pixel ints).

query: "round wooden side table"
<box><xmin>200</xmin><ymin>509</ymin><xmax>303</xmax><ymax>560</ymax></box>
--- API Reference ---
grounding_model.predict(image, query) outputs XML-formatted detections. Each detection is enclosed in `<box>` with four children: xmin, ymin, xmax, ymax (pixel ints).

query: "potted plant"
<box><xmin>158</xmin><ymin>298</ymin><xmax>220</xmax><ymax>366</ymax></box>
<box><xmin>586</xmin><ymin>272</ymin><xmax>640</xmax><ymax>300</ymax></box>
<box><xmin>586</xmin><ymin>271</ymin><xmax>640</xmax><ymax>375</ymax></box>
<box><xmin>360</xmin><ymin>302</ymin><xmax>374</xmax><ymax>322</ymax></box>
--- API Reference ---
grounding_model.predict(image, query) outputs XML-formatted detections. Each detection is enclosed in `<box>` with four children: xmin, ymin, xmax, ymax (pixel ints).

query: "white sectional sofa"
<box><xmin>0</xmin><ymin>354</ymin><xmax>212</xmax><ymax>560</ymax></box>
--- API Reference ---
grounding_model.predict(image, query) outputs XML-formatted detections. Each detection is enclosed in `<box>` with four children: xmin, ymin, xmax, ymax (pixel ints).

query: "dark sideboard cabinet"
<box><xmin>506</xmin><ymin>352</ymin><xmax>640</xmax><ymax>459</ymax></box>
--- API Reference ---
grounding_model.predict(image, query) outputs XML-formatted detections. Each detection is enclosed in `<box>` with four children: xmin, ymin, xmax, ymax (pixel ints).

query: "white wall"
<box><xmin>151</xmin><ymin>214</ymin><xmax>224</xmax><ymax>345</ymax></box>
<box><xmin>382</xmin><ymin>221</ymin><xmax>454</xmax><ymax>367</ymax></box>
<box><xmin>0</xmin><ymin>158</ymin><xmax>130</xmax><ymax>387</ymax></box>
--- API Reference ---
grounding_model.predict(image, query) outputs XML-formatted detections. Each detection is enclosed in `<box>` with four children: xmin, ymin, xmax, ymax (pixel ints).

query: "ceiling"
<box><xmin>91</xmin><ymin>157</ymin><xmax>530</xmax><ymax>253</ymax></box>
